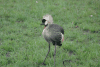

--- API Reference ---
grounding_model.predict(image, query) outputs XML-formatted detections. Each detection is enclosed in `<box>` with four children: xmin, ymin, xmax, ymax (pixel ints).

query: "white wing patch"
<box><xmin>61</xmin><ymin>33</ymin><xmax>64</xmax><ymax>42</ymax></box>
<box><xmin>45</xmin><ymin>21</ymin><xmax>48</xmax><ymax>25</ymax></box>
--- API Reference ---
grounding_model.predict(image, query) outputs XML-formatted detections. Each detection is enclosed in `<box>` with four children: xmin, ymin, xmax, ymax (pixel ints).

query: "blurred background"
<box><xmin>0</xmin><ymin>0</ymin><xmax>100</xmax><ymax>67</ymax></box>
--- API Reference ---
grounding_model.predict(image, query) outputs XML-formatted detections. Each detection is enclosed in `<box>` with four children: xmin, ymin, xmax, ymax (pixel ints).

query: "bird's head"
<box><xmin>40</xmin><ymin>14</ymin><xmax>53</xmax><ymax>26</ymax></box>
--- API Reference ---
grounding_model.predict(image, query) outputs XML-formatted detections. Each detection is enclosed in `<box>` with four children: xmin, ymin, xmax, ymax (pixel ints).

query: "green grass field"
<box><xmin>0</xmin><ymin>0</ymin><xmax>100</xmax><ymax>67</ymax></box>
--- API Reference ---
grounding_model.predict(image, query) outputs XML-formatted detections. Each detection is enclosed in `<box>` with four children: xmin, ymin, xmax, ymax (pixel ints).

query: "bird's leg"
<box><xmin>42</xmin><ymin>43</ymin><xmax>50</xmax><ymax>65</ymax></box>
<box><xmin>54</xmin><ymin>44</ymin><xmax>56</xmax><ymax>67</ymax></box>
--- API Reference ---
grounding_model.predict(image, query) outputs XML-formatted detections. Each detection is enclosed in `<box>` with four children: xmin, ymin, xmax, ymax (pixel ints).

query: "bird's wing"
<box><xmin>49</xmin><ymin>24</ymin><xmax>64</xmax><ymax>42</ymax></box>
<box><xmin>49</xmin><ymin>24</ymin><xmax>64</xmax><ymax>34</ymax></box>
<box><xmin>50</xmin><ymin>32</ymin><xmax>62</xmax><ymax>42</ymax></box>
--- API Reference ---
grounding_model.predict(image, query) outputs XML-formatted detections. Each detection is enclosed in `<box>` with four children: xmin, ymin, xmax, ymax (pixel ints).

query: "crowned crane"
<box><xmin>40</xmin><ymin>14</ymin><xmax>64</xmax><ymax>67</ymax></box>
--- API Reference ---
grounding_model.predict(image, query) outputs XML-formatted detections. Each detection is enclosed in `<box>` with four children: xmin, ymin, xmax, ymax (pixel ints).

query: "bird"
<box><xmin>40</xmin><ymin>14</ymin><xmax>64</xmax><ymax>66</ymax></box>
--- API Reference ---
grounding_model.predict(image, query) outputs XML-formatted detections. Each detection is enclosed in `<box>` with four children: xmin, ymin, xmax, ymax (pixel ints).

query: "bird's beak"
<box><xmin>40</xmin><ymin>23</ymin><xmax>44</xmax><ymax>25</ymax></box>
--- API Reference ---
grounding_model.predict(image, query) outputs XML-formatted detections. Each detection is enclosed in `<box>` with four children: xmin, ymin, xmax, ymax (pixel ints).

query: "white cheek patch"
<box><xmin>45</xmin><ymin>21</ymin><xmax>48</xmax><ymax>25</ymax></box>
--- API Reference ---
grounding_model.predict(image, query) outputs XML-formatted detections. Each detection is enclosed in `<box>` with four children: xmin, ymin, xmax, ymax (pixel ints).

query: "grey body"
<box><xmin>42</xmin><ymin>24</ymin><xmax>64</xmax><ymax>46</ymax></box>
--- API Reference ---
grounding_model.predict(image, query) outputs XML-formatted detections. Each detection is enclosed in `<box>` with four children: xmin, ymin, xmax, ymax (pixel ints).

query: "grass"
<box><xmin>0</xmin><ymin>0</ymin><xmax>100</xmax><ymax>67</ymax></box>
